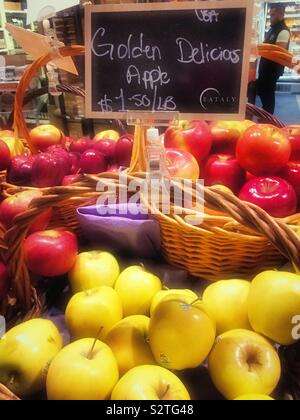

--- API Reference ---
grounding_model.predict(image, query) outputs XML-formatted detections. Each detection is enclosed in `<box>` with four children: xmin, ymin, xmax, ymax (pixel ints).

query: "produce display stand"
<box><xmin>1</xmin><ymin>1</ymin><xmax>300</xmax><ymax>402</ymax></box>
<box><xmin>1</xmin><ymin>44</ymin><xmax>300</xmax><ymax>318</ymax></box>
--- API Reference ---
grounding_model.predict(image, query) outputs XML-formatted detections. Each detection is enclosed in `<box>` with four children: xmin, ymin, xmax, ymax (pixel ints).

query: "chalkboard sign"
<box><xmin>85</xmin><ymin>1</ymin><xmax>252</xmax><ymax>121</ymax></box>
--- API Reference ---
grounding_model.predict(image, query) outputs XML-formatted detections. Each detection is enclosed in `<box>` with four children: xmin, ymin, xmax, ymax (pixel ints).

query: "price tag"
<box><xmin>85</xmin><ymin>1</ymin><xmax>253</xmax><ymax>121</ymax></box>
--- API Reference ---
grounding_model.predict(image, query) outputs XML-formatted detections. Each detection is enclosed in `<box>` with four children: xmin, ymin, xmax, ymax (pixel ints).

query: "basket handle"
<box><xmin>13</xmin><ymin>46</ymin><xmax>85</xmax><ymax>152</ymax></box>
<box><xmin>166</xmin><ymin>180</ymin><xmax>300</xmax><ymax>267</ymax></box>
<box><xmin>8</xmin><ymin>84</ymin><xmax>127</xmax><ymax>135</ymax></box>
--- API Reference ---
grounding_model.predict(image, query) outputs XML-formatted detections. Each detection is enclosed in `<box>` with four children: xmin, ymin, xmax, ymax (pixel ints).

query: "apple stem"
<box><xmin>190</xmin><ymin>298</ymin><xmax>201</xmax><ymax>306</ymax></box>
<box><xmin>9</xmin><ymin>375</ymin><xmax>16</xmax><ymax>386</ymax></box>
<box><xmin>87</xmin><ymin>326</ymin><xmax>104</xmax><ymax>360</ymax></box>
<box><xmin>139</xmin><ymin>263</ymin><xmax>145</xmax><ymax>270</ymax></box>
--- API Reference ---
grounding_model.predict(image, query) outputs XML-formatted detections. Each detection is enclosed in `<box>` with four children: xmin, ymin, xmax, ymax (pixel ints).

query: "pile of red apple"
<box><xmin>0</xmin><ymin>125</ymin><xmax>134</xmax><ymax>188</ymax></box>
<box><xmin>165</xmin><ymin>121</ymin><xmax>300</xmax><ymax>218</ymax></box>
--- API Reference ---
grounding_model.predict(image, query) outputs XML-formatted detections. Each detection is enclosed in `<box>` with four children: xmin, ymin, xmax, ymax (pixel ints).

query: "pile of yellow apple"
<box><xmin>1</xmin><ymin>250</ymin><xmax>300</xmax><ymax>401</ymax></box>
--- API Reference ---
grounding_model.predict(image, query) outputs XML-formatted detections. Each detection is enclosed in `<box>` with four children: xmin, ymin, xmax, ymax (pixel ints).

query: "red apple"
<box><xmin>246</xmin><ymin>172</ymin><xmax>256</xmax><ymax>182</ymax></box>
<box><xmin>0</xmin><ymin>139</ymin><xmax>11</xmax><ymax>170</ymax></box>
<box><xmin>7</xmin><ymin>155</ymin><xmax>35</xmax><ymax>186</ymax></box>
<box><xmin>108</xmin><ymin>164</ymin><xmax>120</xmax><ymax>173</ymax></box>
<box><xmin>68</xmin><ymin>152</ymin><xmax>80</xmax><ymax>174</ymax></box>
<box><xmin>24</xmin><ymin>230</ymin><xmax>78</xmax><ymax>277</ymax></box>
<box><xmin>165</xmin><ymin>148</ymin><xmax>200</xmax><ymax>181</ymax></box>
<box><xmin>46</xmin><ymin>146</ymin><xmax>71</xmax><ymax>175</ymax></box>
<box><xmin>236</xmin><ymin>124</ymin><xmax>291</xmax><ymax>176</ymax></box>
<box><xmin>29</xmin><ymin>125</ymin><xmax>64</xmax><ymax>152</ymax></box>
<box><xmin>69</xmin><ymin>137</ymin><xmax>94</xmax><ymax>154</ymax></box>
<box><xmin>283</xmin><ymin>125</ymin><xmax>300</xmax><ymax>160</ymax></box>
<box><xmin>0</xmin><ymin>261</ymin><xmax>8</xmax><ymax>300</ymax></box>
<box><xmin>62</xmin><ymin>136</ymin><xmax>75</xmax><ymax>150</ymax></box>
<box><xmin>0</xmin><ymin>190</ymin><xmax>52</xmax><ymax>233</ymax></box>
<box><xmin>79</xmin><ymin>149</ymin><xmax>108</xmax><ymax>174</ymax></box>
<box><xmin>239</xmin><ymin>176</ymin><xmax>297</xmax><ymax>218</ymax></box>
<box><xmin>203</xmin><ymin>154</ymin><xmax>246</xmax><ymax>194</ymax></box>
<box><xmin>62</xmin><ymin>174</ymin><xmax>81</xmax><ymax>186</ymax></box>
<box><xmin>164</xmin><ymin>121</ymin><xmax>212</xmax><ymax>164</ymax></box>
<box><xmin>93</xmin><ymin>139</ymin><xmax>117</xmax><ymax>164</ymax></box>
<box><xmin>115</xmin><ymin>135</ymin><xmax>134</xmax><ymax>168</ymax></box>
<box><xmin>278</xmin><ymin>162</ymin><xmax>300</xmax><ymax>201</ymax></box>
<box><xmin>31</xmin><ymin>153</ymin><xmax>67</xmax><ymax>187</ymax></box>
<box><xmin>210</xmin><ymin>120</ymin><xmax>255</xmax><ymax>154</ymax></box>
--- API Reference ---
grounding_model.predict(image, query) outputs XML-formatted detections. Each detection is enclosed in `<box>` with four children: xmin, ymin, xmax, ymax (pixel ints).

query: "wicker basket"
<box><xmin>1</xmin><ymin>44</ymin><xmax>300</xmax><ymax>322</ymax></box>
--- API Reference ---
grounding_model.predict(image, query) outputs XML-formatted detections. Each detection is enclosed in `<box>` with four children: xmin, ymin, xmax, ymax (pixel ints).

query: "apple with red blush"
<box><xmin>236</xmin><ymin>124</ymin><xmax>291</xmax><ymax>176</ymax></box>
<box><xmin>283</xmin><ymin>125</ymin><xmax>300</xmax><ymax>160</ymax></box>
<box><xmin>79</xmin><ymin>149</ymin><xmax>107</xmax><ymax>174</ymax></box>
<box><xmin>93</xmin><ymin>139</ymin><xmax>117</xmax><ymax>164</ymax></box>
<box><xmin>24</xmin><ymin>230</ymin><xmax>78</xmax><ymax>277</ymax></box>
<box><xmin>7</xmin><ymin>155</ymin><xmax>35</xmax><ymax>186</ymax></box>
<box><xmin>115</xmin><ymin>135</ymin><xmax>134</xmax><ymax>168</ymax></box>
<box><xmin>165</xmin><ymin>148</ymin><xmax>200</xmax><ymax>181</ymax></box>
<box><xmin>31</xmin><ymin>153</ymin><xmax>67</xmax><ymax>187</ymax></box>
<box><xmin>203</xmin><ymin>154</ymin><xmax>246</xmax><ymax>194</ymax></box>
<box><xmin>29</xmin><ymin>124</ymin><xmax>64</xmax><ymax>152</ymax></box>
<box><xmin>0</xmin><ymin>261</ymin><xmax>9</xmax><ymax>300</ymax></box>
<box><xmin>0</xmin><ymin>139</ymin><xmax>11</xmax><ymax>171</ymax></box>
<box><xmin>69</xmin><ymin>137</ymin><xmax>94</xmax><ymax>154</ymax></box>
<box><xmin>165</xmin><ymin>121</ymin><xmax>212</xmax><ymax>164</ymax></box>
<box><xmin>239</xmin><ymin>176</ymin><xmax>297</xmax><ymax>218</ymax></box>
<box><xmin>0</xmin><ymin>190</ymin><xmax>52</xmax><ymax>233</ymax></box>
<box><xmin>278</xmin><ymin>162</ymin><xmax>300</xmax><ymax>203</ymax></box>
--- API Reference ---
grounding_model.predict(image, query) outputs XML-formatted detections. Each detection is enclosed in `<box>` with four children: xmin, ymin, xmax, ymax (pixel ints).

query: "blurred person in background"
<box><xmin>254</xmin><ymin>3</ymin><xmax>290</xmax><ymax>114</ymax></box>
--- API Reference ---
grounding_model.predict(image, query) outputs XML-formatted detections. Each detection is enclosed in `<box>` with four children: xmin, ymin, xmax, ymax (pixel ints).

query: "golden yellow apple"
<box><xmin>69</xmin><ymin>251</ymin><xmax>120</xmax><ymax>292</ymax></box>
<box><xmin>65</xmin><ymin>286</ymin><xmax>123</xmax><ymax>341</ymax></box>
<box><xmin>248</xmin><ymin>270</ymin><xmax>300</xmax><ymax>345</ymax></box>
<box><xmin>202</xmin><ymin>280</ymin><xmax>251</xmax><ymax>334</ymax></box>
<box><xmin>212</xmin><ymin>185</ymin><xmax>234</xmax><ymax>195</ymax></box>
<box><xmin>46</xmin><ymin>338</ymin><xmax>119</xmax><ymax>400</ymax></box>
<box><xmin>0</xmin><ymin>319</ymin><xmax>62</xmax><ymax>397</ymax></box>
<box><xmin>150</xmin><ymin>289</ymin><xmax>198</xmax><ymax>316</ymax></box>
<box><xmin>208</xmin><ymin>329</ymin><xmax>281</xmax><ymax>400</ymax></box>
<box><xmin>234</xmin><ymin>394</ymin><xmax>274</xmax><ymax>400</ymax></box>
<box><xmin>105</xmin><ymin>315</ymin><xmax>156</xmax><ymax>376</ymax></box>
<box><xmin>111</xmin><ymin>365</ymin><xmax>190</xmax><ymax>400</ymax></box>
<box><xmin>115</xmin><ymin>266</ymin><xmax>162</xmax><ymax>316</ymax></box>
<box><xmin>1</xmin><ymin>135</ymin><xmax>25</xmax><ymax>157</ymax></box>
<box><xmin>94</xmin><ymin>130</ymin><xmax>119</xmax><ymax>141</ymax></box>
<box><xmin>149</xmin><ymin>297</ymin><xmax>216</xmax><ymax>370</ymax></box>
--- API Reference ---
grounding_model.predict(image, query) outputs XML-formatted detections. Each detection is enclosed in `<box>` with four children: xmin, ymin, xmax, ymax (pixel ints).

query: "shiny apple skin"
<box><xmin>7</xmin><ymin>155</ymin><xmax>35</xmax><ymax>186</ymax></box>
<box><xmin>236</xmin><ymin>124</ymin><xmax>291</xmax><ymax>176</ymax></box>
<box><xmin>283</xmin><ymin>125</ymin><xmax>300</xmax><ymax>160</ymax></box>
<box><xmin>0</xmin><ymin>139</ymin><xmax>11</xmax><ymax>171</ymax></box>
<box><xmin>115</xmin><ymin>135</ymin><xmax>134</xmax><ymax>168</ymax></box>
<box><xmin>165</xmin><ymin>121</ymin><xmax>213</xmax><ymax>164</ymax></box>
<box><xmin>29</xmin><ymin>125</ymin><xmax>64</xmax><ymax>152</ymax></box>
<box><xmin>203</xmin><ymin>154</ymin><xmax>246</xmax><ymax>194</ymax></box>
<box><xmin>24</xmin><ymin>230</ymin><xmax>78</xmax><ymax>277</ymax></box>
<box><xmin>239</xmin><ymin>176</ymin><xmax>297</xmax><ymax>218</ymax></box>
<box><xmin>31</xmin><ymin>153</ymin><xmax>67</xmax><ymax>187</ymax></box>
<box><xmin>79</xmin><ymin>149</ymin><xmax>108</xmax><ymax>174</ymax></box>
<box><xmin>278</xmin><ymin>161</ymin><xmax>300</xmax><ymax>203</ymax></box>
<box><xmin>165</xmin><ymin>148</ymin><xmax>200</xmax><ymax>181</ymax></box>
